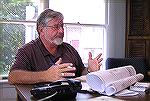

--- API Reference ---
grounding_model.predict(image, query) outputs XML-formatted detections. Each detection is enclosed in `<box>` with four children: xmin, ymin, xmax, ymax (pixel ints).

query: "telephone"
<box><xmin>30</xmin><ymin>79</ymin><xmax>82</xmax><ymax>101</ymax></box>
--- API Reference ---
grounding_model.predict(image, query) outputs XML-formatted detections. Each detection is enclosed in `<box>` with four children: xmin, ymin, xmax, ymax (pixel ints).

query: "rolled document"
<box><xmin>105</xmin><ymin>73</ymin><xmax>144</xmax><ymax>96</ymax></box>
<box><xmin>86</xmin><ymin>65</ymin><xmax>145</xmax><ymax>96</ymax></box>
<box><xmin>86</xmin><ymin>65</ymin><xmax>136</xmax><ymax>92</ymax></box>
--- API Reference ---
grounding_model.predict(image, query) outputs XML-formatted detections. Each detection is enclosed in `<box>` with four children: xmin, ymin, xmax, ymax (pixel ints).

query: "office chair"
<box><xmin>105</xmin><ymin>57</ymin><xmax>150</xmax><ymax>81</ymax></box>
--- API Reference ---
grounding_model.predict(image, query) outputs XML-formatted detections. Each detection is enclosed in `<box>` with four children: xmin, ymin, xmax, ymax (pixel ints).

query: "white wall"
<box><xmin>106</xmin><ymin>0</ymin><xmax>126</xmax><ymax>58</ymax></box>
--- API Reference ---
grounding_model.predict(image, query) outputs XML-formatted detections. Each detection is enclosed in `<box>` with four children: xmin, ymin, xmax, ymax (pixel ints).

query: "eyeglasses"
<box><xmin>45</xmin><ymin>24</ymin><xmax>64</xmax><ymax>30</ymax></box>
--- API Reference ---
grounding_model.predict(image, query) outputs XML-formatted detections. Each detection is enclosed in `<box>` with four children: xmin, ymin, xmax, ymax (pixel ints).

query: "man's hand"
<box><xmin>88</xmin><ymin>52</ymin><xmax>103</xmax><ymax>72</ymax></box>
<box><xmin>45</xmin><ymin>58</ymin><xmax>76</xmax><ymax>82</ymax></box>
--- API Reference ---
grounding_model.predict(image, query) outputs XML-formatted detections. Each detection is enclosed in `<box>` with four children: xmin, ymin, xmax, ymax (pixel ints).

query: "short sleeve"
<box><xmin>10</xmin><ymin>48</ymin><xmax>31</xmax><ymax>71</ymax></box>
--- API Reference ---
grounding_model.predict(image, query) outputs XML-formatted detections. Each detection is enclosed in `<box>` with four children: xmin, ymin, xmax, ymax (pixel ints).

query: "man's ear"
<box><xmin>38</xmin><ymin>26</ymin><xmax>44</xmax><ymax>35</ymax></box>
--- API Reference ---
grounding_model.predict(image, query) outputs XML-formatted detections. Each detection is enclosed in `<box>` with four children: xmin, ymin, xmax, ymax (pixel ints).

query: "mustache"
<box><xmin>53</xmin><ymin>33</ymin><xmax>64</xmax><ymax>39</ymax></box>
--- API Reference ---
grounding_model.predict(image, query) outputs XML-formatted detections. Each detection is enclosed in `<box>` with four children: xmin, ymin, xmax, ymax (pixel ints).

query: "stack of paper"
<box><xmin>130</xmin><ymin>82</ymin><xmax>150</xmax><ymax>92</ymax></box>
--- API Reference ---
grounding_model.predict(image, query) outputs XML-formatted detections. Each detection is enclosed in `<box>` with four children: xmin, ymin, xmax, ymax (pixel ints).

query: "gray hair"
<box><xmin>36</xmin><ymin>9</ymin><xmax>64</xmax><ymax>34</ymax></box>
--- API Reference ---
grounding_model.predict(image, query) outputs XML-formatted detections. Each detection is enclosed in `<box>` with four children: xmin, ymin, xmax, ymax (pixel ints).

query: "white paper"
<box><xmin>105</xmin><ymin>73</ymin><xmax>144</xmax><ymax>95</ymax></box>
<box><xmin>134</xmin><ymin>82</ymin><xmax>150</xmax><ymax>87</ymax></box>
<box><xmin>130</xmin><ymin>82</ymin><xmax>150</xmax><ymax>92</ymax></box>
<box><xmin>115</xmin><ymin>89</ymin><xmax>139</xmax><ymax>96</ymax></box>
<box><xmin>86</xmin><ymin>65</ymin><xmax>144</xmax><ymax>96</ymax></box>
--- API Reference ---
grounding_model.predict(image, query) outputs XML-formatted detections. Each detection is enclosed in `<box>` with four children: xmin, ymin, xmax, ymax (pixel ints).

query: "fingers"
<box><xmin>61</xmin><ymin>67</ymin><xmax>76</xmax><ymax>72</ymax></box>
<box><xmin>58</xmin><ymin>63</ymin><xmax>73</xmax><ymax>69</ymax></box>
<box><xmin>89</xmin><ymin>52</ymin><xmax>102</xmax><ymax>61</ymax></box>
<box><xmin>95</xmin><ymin>53</ymin><xmax>103</xmax><ymax>65</ymax></box>
<box><xmin>61</xmin><ymin>72</ymin><xmax>75</xmax><ymax>77</ymax></box>
<box><xmin>60</xmin><ymin>66</ymin><xmax>76</xmax><ymax>77</ymax></box>
<box><xmin>88</xmin><ymin>52</ymin><xmax>92</xmax><ymax>60</ymax></box>
<box><xmin>98</xmin><ymin>63</ymin><xmax>102</xmax><ymax>67</ymax></box>
<box><xmin>53</xmin><ymin>62</ymin><xmax>76</xmax><ymax>77</ymax></box>
<box><xmin>55</xmin><ymin>58</ymin><xmax>73</xmax><ymax>69</ymax></box>
<box><xmin>98</xmin><ymin>58</ymin><xmax>103</xmax><ymax>63</ymax></box>
<box><xmin>60</xmin><ymin>67</ymin><xmax>76</xmax><ymax>78</ymax></box>
<box><xmin>95</xmin><ymin>53</ymin><xmax>102</xmax><ymax>60</ymax></box>
<box><xmin>55</xmin><ymin>58</ymin><xmax>62</xmax><ymax>65</ymax></box>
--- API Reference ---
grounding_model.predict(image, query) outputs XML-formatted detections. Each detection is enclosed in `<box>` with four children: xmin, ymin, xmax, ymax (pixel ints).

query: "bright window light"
<box><xmin>49</xmin><ymin>0</ymin><xmax>105</xmax><ymax>24</ymax></box>
<box><xmin>49</xmin><ymin>0</ymin><xmax>106</xmax><ymax>68</ymax></box>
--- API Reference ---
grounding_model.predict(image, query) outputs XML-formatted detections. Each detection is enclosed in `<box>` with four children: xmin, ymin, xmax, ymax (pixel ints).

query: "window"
<box><xmin>50</xmin><ymin>0</ymin><xmax>107</xmax><ymax>67</ymax></box>
<box><xmin>0</xmin><ymin>0</ymin><xmax>107</xmax><ymax>77</ymax></box>
<box><xmin>63</xmin><ymin>24</ymin><xmax>106</xmax><ymax>67</ymax></box>
<box><xmin>0</xmin><ymin>0</ymin><xmax>39</xmax><ymax>76</ymax></box>
<box><xmin>49</xmin><ymin>0</ymin><xmax>106</xmax><ymax>24</ymax></box>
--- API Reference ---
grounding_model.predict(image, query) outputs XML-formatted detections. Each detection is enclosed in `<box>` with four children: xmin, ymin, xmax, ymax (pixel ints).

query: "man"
<box><xmin>8</xmin><ymin>9</ymin><xmax>103</xmax><ymax>84</ymax></box>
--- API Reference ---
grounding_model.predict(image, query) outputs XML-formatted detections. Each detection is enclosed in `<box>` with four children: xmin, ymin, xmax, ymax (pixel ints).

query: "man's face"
<box><xmin>41</xmin><ymin>18</ymin><xmax>64</xmax><ymax>45</ymax></box>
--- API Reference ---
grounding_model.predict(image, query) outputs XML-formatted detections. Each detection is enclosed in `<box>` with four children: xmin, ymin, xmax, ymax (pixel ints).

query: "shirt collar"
<box><xmin>36</xmin><ymin>38</ymin><xmax>63</xmax><ymax>58</ymax></box>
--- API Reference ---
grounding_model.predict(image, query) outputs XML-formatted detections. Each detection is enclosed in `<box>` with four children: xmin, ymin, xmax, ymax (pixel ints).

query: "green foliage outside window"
<box><xmin>0</xmin><ymin>0</ymin><xmax>36</xmax><ymax>75</ymax></box>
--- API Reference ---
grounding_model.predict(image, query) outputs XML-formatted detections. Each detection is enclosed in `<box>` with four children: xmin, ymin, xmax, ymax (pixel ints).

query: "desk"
<box><xmin>15</xmin><ymin>82</ymin><xmax>150</xmax><ymax>101</ymax></box>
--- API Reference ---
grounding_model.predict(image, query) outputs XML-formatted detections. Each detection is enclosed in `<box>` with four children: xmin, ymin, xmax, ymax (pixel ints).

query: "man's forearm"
<box><xmin>8</xmin><ymin>70</ymin><xmax>47</xmax><ymax>84</ymax></box>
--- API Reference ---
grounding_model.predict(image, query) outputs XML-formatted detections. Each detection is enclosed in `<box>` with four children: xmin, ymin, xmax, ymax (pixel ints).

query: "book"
<box><xmin>86</xmin><ymin>65</ymin><xmax>144</xmax><ymax>96</ymax></box>
<box><xmin>130</xmin><ymin>82</ymin><xmax>150</xmax><ymax>92</ymax></box>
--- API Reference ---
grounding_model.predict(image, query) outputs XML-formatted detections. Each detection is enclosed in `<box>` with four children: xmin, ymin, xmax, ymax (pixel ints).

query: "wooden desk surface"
<box><xmin>15</xmin><ymin>82</ymin><xmax>150</xmax><ymax>101</ymax></box>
